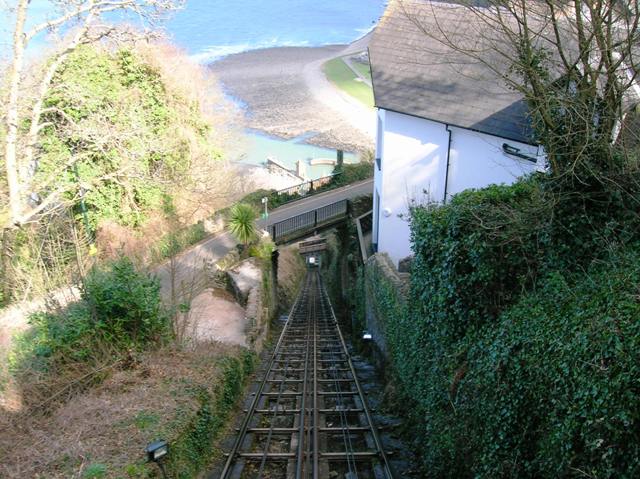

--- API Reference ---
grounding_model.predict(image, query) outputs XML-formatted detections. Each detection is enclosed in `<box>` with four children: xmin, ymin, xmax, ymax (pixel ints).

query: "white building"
<box><xmin>369</xmin><ymin>1</ymin><xmax>546</xmax><ymax>267</ymax></box>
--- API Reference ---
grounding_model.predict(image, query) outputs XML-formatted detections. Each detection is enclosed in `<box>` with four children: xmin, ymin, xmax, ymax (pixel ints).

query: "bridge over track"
<box><xmin>157</xmin><ymin>179</ymin><xmax>372</xmax><ymax>299</ymax></box>
<box><xmin>218</xmin><ymin>269</ymin><xmax>394</xmax><ymax>479</ymax></box>
<box><xmin>268</xmin><ymin>199</ymin><xmax>350</xmax><ymax>244</ymax></box>
<box><xmin>260</xmin><ymin>179</ymin><xmax>372</xmax><ymax>242</ymax></box>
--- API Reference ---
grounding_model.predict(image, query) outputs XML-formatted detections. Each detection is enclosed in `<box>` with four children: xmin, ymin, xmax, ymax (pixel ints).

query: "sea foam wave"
<box><xmin>355</xmin><ymin>24</ymin><xmax>376</xmax><ymax>37</ymax></box>
<box><xmin>190</xmin><ymin>38</ymin><xmax>314</xmax><ymax>64</ymax></box>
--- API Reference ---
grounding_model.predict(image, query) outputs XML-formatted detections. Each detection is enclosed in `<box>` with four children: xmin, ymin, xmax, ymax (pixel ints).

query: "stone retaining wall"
<box><xmin>364</xmin><ymin>252</ymin><xmax>409</xmax><ymax>360</ymax></box>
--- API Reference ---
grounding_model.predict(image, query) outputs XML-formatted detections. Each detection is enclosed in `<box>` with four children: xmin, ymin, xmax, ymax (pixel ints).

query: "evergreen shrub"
<box><xmin>12</xmin><ymin>257</ymin><xmax>168</xmax><ymax>372</ymax></box>
<box><xmin>82</xmin><ymin>256</ymin><xmax>169</xmax><ymax>345</ymax></box>
<box><xmin>369</xmin><ymin>173</ymin><xmax>640</xmax><ymax>477</ymax></box>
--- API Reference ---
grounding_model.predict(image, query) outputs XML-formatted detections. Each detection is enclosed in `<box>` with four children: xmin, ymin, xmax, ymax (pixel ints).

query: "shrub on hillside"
<box><xmin>82</xmin><ymin>257</ymin><xmax>168</xmax><ymax>345</ymax></box>
<box><xmin>329</xmin><ymin>161</ymin><xmax>373</xmax><ymax>188</ymax></box>
<box><xmin>12</xmin><ymin>257</ymin><xmax>168</xmax><ymax>373</ymax></box>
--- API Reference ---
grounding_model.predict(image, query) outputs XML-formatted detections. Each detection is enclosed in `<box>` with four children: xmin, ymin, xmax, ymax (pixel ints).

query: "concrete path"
<box><xmin>303</xmin><ymin>46</ymin><xmax>376</xmax><ymax>139</ymax></box>
<box><xmin>342</xmin><ymin>55</ymin><xmax>373</xmax><ymax>88</ymax></box>
<box><xmin>156</xmin><ymin>178</ymin><xmax>374</xmax><ymax>298</ymax></box>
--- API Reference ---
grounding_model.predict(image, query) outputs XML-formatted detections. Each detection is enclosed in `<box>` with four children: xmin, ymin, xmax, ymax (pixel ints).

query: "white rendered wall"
<box><xmin>373</xmin><ymin>110</ymin><xmax>544</xmax><ymax>267</ymax></box>
<box><xmin>372</xmin><ymin>110</ymin><xmax>385</xmax><ymax>247</ymax></box>
<box><xmin>446</xmin><ymin>125</ymin><xmax>542</xmax><ymax>198</ymax></box>
<box><xmin>374</xmin><ymin>110</ymin><xmax>449</xmax><ymax>265</ymax></box>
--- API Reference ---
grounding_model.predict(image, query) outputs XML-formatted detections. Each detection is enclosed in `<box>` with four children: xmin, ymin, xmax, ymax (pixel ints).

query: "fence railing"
<box><xmin>273</xmin><ymin>172</ymin><xmax>342</xmax><ymax>203</ymax></box>
<box><xmin>270</xmin><ymin>199</ymin><xmax>349</xmax><ymax>242</ymax></box>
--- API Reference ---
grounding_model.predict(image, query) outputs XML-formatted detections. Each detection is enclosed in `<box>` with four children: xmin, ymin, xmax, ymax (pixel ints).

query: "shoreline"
<box><xmin>209</xmin><ymin>36</ymin><xmax>376</xmax><ymax>154</ymax></box>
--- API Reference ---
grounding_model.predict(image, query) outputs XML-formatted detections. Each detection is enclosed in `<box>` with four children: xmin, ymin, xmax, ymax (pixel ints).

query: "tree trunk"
<box><xmin>0</xmin><ymin>228</ymin><xmax>12</xmax><ymax>305</ymax></box>
<box><xmin>23</xmin><ymin>19</ymin><xmax>94</xmax><ymax>184</ymax></box>
<box><xmin>3</xmin><ymin>0</ymin><xmax>30</xmax><ymax>226</ymax></box>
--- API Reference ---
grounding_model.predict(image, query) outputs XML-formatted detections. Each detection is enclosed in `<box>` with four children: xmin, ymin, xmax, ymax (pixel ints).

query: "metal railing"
<box><xmin>273</xmin><ymin>172</ymin><xmax>342</xmax><ymax>203</ymax></box>
<box><xmin>270</xmin><ymin>199</ymin><xmax>349</xmax><ymax>242</ymax></box>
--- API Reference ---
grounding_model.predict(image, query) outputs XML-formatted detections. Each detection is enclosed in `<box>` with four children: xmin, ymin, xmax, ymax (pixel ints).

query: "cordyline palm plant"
<box><xmin>227</xmin><ymin>203</ymin><xmax>258</xmax><ymax>248</ymax></box>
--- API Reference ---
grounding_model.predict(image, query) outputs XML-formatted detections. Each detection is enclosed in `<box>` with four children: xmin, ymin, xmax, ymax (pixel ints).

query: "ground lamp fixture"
<box><xmin>362</xmin><ymin>331</ymin><xmax>373</xmax><ymax>340</ymax></box>
<box><xmin>145</xmin><ymin>440</ymin><xmax>169</xmax><ymax>479</ymax></box>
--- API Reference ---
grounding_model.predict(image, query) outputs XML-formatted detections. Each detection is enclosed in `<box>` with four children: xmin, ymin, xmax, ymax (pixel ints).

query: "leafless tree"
<box><xmin>399</xmin><ymin>0</ymin><xmax>640</xmax><ymax>183</ymax></box>
<box><xmin>2</xmin><ymin>0</ymin><xmax>183</xmax><ymax>228</ymax></box>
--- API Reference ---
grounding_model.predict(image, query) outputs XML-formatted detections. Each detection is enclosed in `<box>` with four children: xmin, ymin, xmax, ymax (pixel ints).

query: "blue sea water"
<box><xmin>0</xmin><ymin>0</ymin><xmax>385</xmax><ymax>63</ymax></box>
<box><xmin>168</xmin><ymin>0</ymin><xmax>385</xmax><ymax>62</ymax></box>
<box><xmin>1</xmin><ymin>1</ymin><xmax>381</xmax><ymax>177</ymax></box>
<box><xmin>242</xmin><ymin>131</ymin><xmax>358</xmax><ymax>180</ymax></box>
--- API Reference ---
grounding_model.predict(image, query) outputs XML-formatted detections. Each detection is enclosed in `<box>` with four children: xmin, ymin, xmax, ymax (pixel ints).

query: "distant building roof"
<box><xmin>369</xmin><ymin>0</ymin><xmax>536</xmax><ymax>144</ymax></box>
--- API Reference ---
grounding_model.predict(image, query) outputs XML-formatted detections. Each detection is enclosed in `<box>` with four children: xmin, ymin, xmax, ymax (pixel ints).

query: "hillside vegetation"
<box><xmin>0</xmin><ymin>40</ymin><xmax>257</xmax><ymax>479</ymax></box>
<box><xmin>2</xmin><ymin>43</ymin><xmax>240</xmax><ymax>305</ymax></box>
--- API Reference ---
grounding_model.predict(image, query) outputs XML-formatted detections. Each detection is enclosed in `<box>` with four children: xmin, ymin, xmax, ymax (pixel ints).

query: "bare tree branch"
<box><xmin>2</xmin><ymin>0</ymin><xmax>184</xmax><ymax>228</ymax></box>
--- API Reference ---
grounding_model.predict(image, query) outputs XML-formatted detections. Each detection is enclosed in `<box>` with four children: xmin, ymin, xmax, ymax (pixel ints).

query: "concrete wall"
<box><xmin>373</xmin><ymin>109</ymin><xmax>545</xmax><ymax>267</ymax></box>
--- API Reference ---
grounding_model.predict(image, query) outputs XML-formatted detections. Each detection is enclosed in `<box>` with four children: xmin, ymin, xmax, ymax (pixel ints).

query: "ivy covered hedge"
<box><xmin>458</xmin><ymin>251</ymin><xmax>640</xmax><ymax>477</ymax></box>
<box><xmin>367</xmin><ymin>174</ymin><xmax>640</xmax><ymax>477</ymax></box>
<box><xmin>410</xmin><ymin>177</ymin><xmax>546</xmax><ymax>341</ymax></box>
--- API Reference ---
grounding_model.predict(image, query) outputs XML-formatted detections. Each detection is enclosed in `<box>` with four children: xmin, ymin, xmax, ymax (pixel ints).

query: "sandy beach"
<box><xmin>209</xmin><ymin>37</ymin><xmax>376</xmax><ymax>153</ymax></box>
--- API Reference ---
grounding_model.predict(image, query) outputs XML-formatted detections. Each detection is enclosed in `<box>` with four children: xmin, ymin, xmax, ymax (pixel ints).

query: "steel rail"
<box><xmin>312</xmin><ymin>293</ymin><xmax>320</xmax><ymax>479</ymax></box>
<box><xmin>295</xmin><ymin>278</ymin><xmax>313</xmax><ymax>479</ymax></box>
<box><xmin>219</xmin><ymin>270</ymin><xmax>394</xmax><ymax>479</ymax></box>
<box><xmin>257</xmin><ymin>352</ymin><xmax>291</xmax><ymax>477</ymax></box>
<box><xmin>317</xmin><ymin>293</ymin><xmax>359</xmax><ymax>477</ymax></box>
<box><xmin>318</xmin><ymin>273</ymin><xmax>395</xmax><ymax>479</ymax></box>
<box><xmin>218</xmin><ymin>274</ymin><xmax>310</xmax><ymax>479</ymax></box>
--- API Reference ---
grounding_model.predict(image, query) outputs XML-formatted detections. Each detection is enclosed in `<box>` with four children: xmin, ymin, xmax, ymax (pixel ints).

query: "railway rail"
<box><xmin>219</xmin><ymin>270</ymin><xmax>393</xmax><ymax>479</ymax></box>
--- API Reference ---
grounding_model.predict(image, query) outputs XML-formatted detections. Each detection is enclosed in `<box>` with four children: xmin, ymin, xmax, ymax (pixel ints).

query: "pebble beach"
<box><xmin>209</xmin><ymin>36</ymin><xmax>376</xmax><ymax>155</ymax></box>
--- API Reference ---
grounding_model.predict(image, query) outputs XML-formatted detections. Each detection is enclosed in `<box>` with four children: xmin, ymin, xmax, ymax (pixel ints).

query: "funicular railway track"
<box><xmin>219</xmin><ymin>270</ymin><xmax>393</xmax><ymax>479</ymax></box>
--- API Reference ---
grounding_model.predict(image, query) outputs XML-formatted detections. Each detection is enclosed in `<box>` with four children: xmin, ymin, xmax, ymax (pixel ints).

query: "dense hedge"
<box><xmin>329</xmin><ymin>161</ymin><xmax>374</xmax><ymax>187</ymax></box>
<box><xmin>457</xmin><ymin>251</ymin><xmax>640</xmax><ymax>477</ymax></box>
<box><xmin>368</xmin><ymin>174</ymin><xmax>640</xmax><ymax>477</ymax></box>
<box><xmin>410</xmin><ymin>177</ymin><xmax>546</xmax><ymax>341</ymax></box>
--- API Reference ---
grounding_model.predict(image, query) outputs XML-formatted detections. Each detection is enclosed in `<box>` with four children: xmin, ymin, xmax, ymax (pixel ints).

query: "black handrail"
<box><xmin>270</xmin><ymin>199</ymin><xmax>349</xmax><ymax>242</ymax></box>
<box><xmin>274</xmin><ymin>172</ymin><xmax>343</xmax><ymax>198</ymax></box>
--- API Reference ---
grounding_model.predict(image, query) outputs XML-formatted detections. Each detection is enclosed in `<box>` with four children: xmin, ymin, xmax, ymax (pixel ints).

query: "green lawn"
<box><xmin>350</xmin><ymin>59</ymin><xmax>372</xmax><ymax>82</ymax></box>
<box><xmin>323</xmin><ymin>57</ymin><xmax>374</xmax><ymax>108</ymax></box>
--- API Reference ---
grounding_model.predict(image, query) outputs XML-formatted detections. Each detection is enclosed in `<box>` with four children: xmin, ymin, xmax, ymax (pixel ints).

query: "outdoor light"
<box><xmin>362</xmin><ymin>331</ymin><xmax>373</xmax><ymax>340</ymax></box>
<box><xmin>309</xmin><ymin>256</ymin><xmax>316</xmax><ymax>264</ymax></box>
<box><xmin>145</xmin><ymin>440</ymin><xmax>169</xmax><ymax>479</ymax></box>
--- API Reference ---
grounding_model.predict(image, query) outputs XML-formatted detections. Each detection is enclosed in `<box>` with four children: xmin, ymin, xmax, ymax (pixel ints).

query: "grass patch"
<box><xmin>323</xmin><ymin>57</ymin><xmax>374</xmax><ymax>107</ymax></box>
<box><xmin>350</xmin><ymin>59</ymin><xmax>372</xmax><ymax>82</ymax></box>
<box><xmin>1</xmin><ymin>344</ymin><xmax>256</xmax><ymax>478</ymax></box>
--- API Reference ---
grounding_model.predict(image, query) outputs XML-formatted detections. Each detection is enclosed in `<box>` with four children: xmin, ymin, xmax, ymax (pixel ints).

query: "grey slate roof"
<box><xmin>370</xmin><ymin>0</ymin><xmax>536</xmax><ymax>144</ymax></box>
